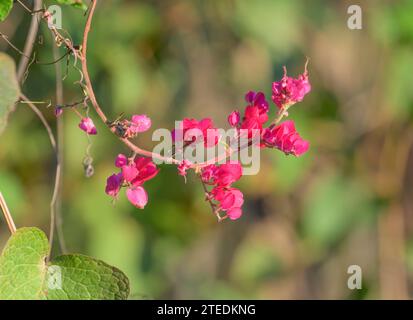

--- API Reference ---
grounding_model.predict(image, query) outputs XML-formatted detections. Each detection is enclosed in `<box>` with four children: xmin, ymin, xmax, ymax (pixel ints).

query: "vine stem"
<box><xmin>20</xmin><ymin>94</ymin><xmax>57</xmax><ymax>150</ymax></box>
<box><xmin>0</xmin><ymin>192</ymin><xmax>17</xmax><ymax>234</ymax></box>
<box><xmin>17</xmin><ymin>0</ymin><xmax>42</xmax><ymax>83</ymax></box>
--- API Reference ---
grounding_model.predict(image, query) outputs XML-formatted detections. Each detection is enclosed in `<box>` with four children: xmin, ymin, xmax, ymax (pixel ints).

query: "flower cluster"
<box><xmin>228</xmin><ymin>91</ymin><xmax>269</xmax><ymax>138</ymax></box>
<box><xmin>201</xmin><ymin>162</ymin><xmax>244</xmax><ymax>220</ymax></box>
<box><xmin>262</xmin><ymin>120</ymin><xmax>309</xmax><ymax>156</ymax></box>
<box><xmin>101</xmin><ymin>63</ymin><xmax>311</xmax><ymax>221</ymax></box>
<box><xmin>105</xmin><ymin>154</ymin><xmax>159</xmax><ymax>209</ymax></box>
<box><xmin>271</xmin><ymin>65</ymin><xmax>311</xmax><ymax>109</ymax></box>
<box><xmin>166</xmin><ymin>63</ymin><xmax>311</xmax><ymax>221</ymax></box>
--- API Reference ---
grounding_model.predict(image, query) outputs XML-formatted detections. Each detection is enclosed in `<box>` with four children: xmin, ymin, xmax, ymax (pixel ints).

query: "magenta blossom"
<box><xmin>120</xmin><ymin>158</ymin><xmax>159</xmax><ymax>186</ymax></box>
<box><xmin>122</xmin><ymin>164</ymin><xmax>139</xmax><ymax>182</ymax></box>
<box><xmin>177</xmin><ymin>160</ymin><xmax>192</xmax><ymax>177</ymax></box>
<box><xmin>211</xmin><ymin>187</ymin><xmax>244</xmax><ymax>220</ymax></box>
<box><xmin>201</xmin><ymin>164</ymin><xmax>218</xmax><ymax>183</ymax></box>
<box><xmin>172</xmin><ymin>118</ymin><xmax>220</xmax><ymax>147</ymax></box>
<box><xmin>105</xmin><ymin>173</ymin><xmax>123</xmax><ymax>197</ymax></box>
<box><xmin>262</xmin><ymin>120</ymin><xmax>309</xmax><ymax>156</ymax></box>
<box><xmin>130</xmin><ymin>114</ymin><xmax>151</xmax><ymax>133</ymax></box>
<box><xmin>115</xmin><ymin>154</ymin><xmax>128</xmax><ymax>168</ymax></box>
<box><xmin>105</xmin><ymin>155</ymin><xmax>159</xmax><ymax>209</ymax></box>
<box><xmin>131</xmin><ymin>157</ymin><xmax>159</xmax><ymax>186</ymax></box>
<box><xmin>126</xmin><ymin>187</ymin><xmax>148</xmax><ymax>209</ymax></box>
<box><xmin>55</xmin><ymin>106</ymin><xmax>63</xmax><ymax>117</ymax></box>
<box><xmin>213</xmin><ymin>162</ymin><xmax>243</xmax><ymax>187</ymax></box>
<box><xmin>272</xmin><ymin>66</ymin><xmax>311</xmax><ymax>109</ymax></box>
<box><xmin>228</xmin><ymin>110</ymin><xmax>240</xmax><ymax>127</ymax></box>
<box><xmin>79</xmin><ymin>117</ymin><xmax>97</xmax><ymax>135</ymax></box>
<box><xmin>201</xmin><ymin>162</ymin><xmax>242</xmax><ymax>187</ymax></box>
<box><xmin>245</xmin><ymin>91</ymin><xmax>269</xmax><ymax>114</ymax></box>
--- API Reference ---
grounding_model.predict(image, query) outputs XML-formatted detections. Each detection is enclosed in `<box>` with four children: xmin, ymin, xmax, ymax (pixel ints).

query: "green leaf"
<box><xmin>0</xmin><ymin>53</ymin><xmax>20</xmax><ymax>136</ymax></box>
<box><xmin>0</xmin><ymin>0</ymin><xmax>13</xmax><ymax>21</ymax></box>
<box><xmin>46</xmin><ymin>254</ymin><xmax>130</xmax><ymax>300</ymax></box>
<box><xmin>55</xmin><ymin>0</ymin><xmax>88</xmax><ymax>10</ymax></box>
<box><xmin>0</xmin><ymin>228</ymin><xmax>49</xmax><ymax>299</ymax></box>
<box><xmin>0</xmin><ymin>228</ymin><xmax>130</xmax><ymax>300</ymax></box>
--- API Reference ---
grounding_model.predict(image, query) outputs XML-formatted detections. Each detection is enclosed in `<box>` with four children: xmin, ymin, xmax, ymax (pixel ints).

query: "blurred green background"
<box><xmin>1</xmin><ymin>0</ymin><xmax>413</xmax><ymax>299</ymax></box>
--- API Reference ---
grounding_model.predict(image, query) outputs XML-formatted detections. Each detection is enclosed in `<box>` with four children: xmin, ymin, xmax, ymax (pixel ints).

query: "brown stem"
<box><xmin>199</xmin><ymin>176</ymin><xmax>225</xmax><ymax>222</ymax></box>
<box><xmin>0</xmin><ymin>192</ymin><xmax>17</xmax><ymax>234</ymax></box>
<box><xmin>17</xmin><ymin>0</ymin><xmax>43</xmax><ymax>83</ymax></box>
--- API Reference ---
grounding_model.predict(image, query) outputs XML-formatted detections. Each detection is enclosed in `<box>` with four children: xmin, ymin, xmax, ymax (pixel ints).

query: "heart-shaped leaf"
<box><xmin>0</xmin><ymin>228</ymin><xmax>49</xmax><ymax>299</ymax></box>
<box><xmin>45</xmin><ymin>254</ymin><xmax>130</xmax><ymax>300</ymax></box>
<box><xmin>0</xmin><ymin>228</ymin><xmax>130</xmax><ymax>300</ymax></box>
<box><xmin>0</xmin><ymin>53</ymin><xmax>20</xmax><ymax>136</ymax></box>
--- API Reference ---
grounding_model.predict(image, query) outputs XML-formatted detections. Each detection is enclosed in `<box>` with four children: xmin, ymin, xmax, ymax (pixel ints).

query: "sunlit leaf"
<box><xmin>0</xmin><ymin>228</ymin><xmax>130</xmax><ymax>300</ymax></box>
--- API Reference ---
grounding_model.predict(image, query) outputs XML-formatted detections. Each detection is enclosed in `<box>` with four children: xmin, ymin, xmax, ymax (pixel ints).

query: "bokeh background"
<box><xmin>1</xmin><ymin>0</ymin><xmax>413</xmax><ymax>299</ymax></box>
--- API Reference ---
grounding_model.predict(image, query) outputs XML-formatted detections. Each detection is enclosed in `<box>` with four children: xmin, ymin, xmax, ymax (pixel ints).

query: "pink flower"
<box><xmin>131</xmin><ymin>157</ymin><xmax>159</xmax><ymax>186</ymax></box>
<box><xmin>245</xmin><ymin>91</ymin><xmax>269</xmax><ymax>114</ymax></box>
<box><xmin>211</xmin><ymin>187</ymin><xmax>244</xmax><ymax>210</ymax></box>
<box><xmin>172</xmin><ymin>118</ymin><xmax>220</xmax><ymax>147</ymax></box>
<box><xmin>115</xmin><ymin>154</ymin><xmax>128</xmax><ymax>168</ymax></box>
<box><xmin>227</xmin><ymin>208</ymin><xmax>243</xmax><ymax>220</ymax></box>
<box><xmin>211</xmin><ymin>187</ymin><xmax>244</xmax><ymax>220</ymax></box>
<box><xmin>55</xmin><ymin>106</ymin><xmax>63</xmax><ymax>117</ymax></box>
<box><xmin>126</xmin><ymin>187</ymin><xmax>148</xmax><ymax>209</ymax></box>
<box><xmin>272</xmin><ymin>66</ymin><xmax>311</xmax><ymax>109</ymax></box>
<box><xmin>105</xmin><ymin>155</ymin><xmax>158</xmax><ymax>209</ymax></box>
<box><xmin>79</xmin><ymin>117</ymin><xmax>97</xmax><ymax>135</ymax></box>
<box><xmin>240</xmin><ymin>105</ymin><xmax>269</xmax><ymax>137</ymax></box>
<box><xmin>105</xmin><ymin>173</ymin><xmax>123</xmax><ymax>197</ymax></box>
<box><xmin>201</xmin><ymin>162</ymin><xmax>243</xmax><ymax>186</ymax></box>
<box><xmin>121</xmin><ymin>164</ymin><xmax>139</xmax><ymax>182</ymax></box>
<box><xmin>130</xmin><ymin>114</ymin><xmax>151</xmax><ymax>133</ymax></box>
<box><xmin>201</xmin><ymin>164</ymin><xmax>218</xmax><ymax>183</ymax></box>
<box><xmin>262</xmin><ymin>120</ymin><xmax>309</xmax><ymax>156</ymax></box>
<box><xmin>213</xmin><ymin>162</ymin><xmax>243</xmax><ymax>187</ymax></box>
<box><xmin>178</xmin><ymin>160</ymin><xmax>192</xmax><ymax>177</ymax></box>
<box><xmin>228</xmin><ymin>111</ymin><xmax>240</xmax><ymax>127</ymax></box>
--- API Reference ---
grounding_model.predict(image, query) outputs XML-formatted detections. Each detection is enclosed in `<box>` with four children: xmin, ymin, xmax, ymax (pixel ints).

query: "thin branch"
<box><xmin>52</xmin><ymin>43</ymin><xmax>67</xmax><ymax>254</ymax></box>
<box><xmin>199</xmin><ymin>176</ymin><xmax>225</xmax><ymax>222</ymax></box>
<box><xmin>20</xmin><ymin>94</ymin><xmax>57</xmax><ymax>150</ymax></box>
<box><xmin>16</xmin><ymin>0</ymin><xmax>33</xmax><ymax>13</ymax></box>
<box><xmin>0</xmin><ymin>192</ymin><xmax>17</xmax><ymax>234</ymax></box>
<box><xmin>0</xmin><ymin>32</ymin><xmax>30</xmax><ymax>57</ymax></box>
<box><xmin>20</xmin><ymin>94</ymin><xmax>62</xmax><ymax>259</ymax></box>
<box><xmin>17</xmin><ymin>0</ymin><xmax>43</xmax><ymax>83</ymax></box>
